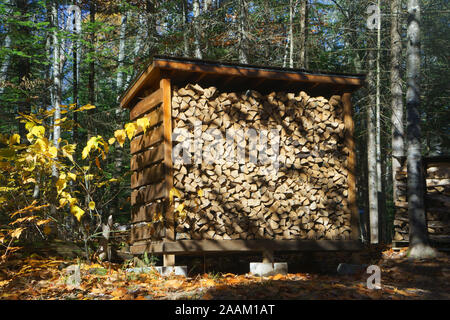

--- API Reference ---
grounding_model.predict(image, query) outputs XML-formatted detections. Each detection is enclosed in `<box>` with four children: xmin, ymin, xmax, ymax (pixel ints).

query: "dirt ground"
<box><xmin>0</xmin><ymin>246</ymin><xmax>449</xmax><ymax>300</ymax></box>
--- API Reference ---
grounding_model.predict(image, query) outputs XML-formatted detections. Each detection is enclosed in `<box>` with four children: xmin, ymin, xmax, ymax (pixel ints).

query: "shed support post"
<box><xmin>164</xmin><ymin>254</ymin><xmax>175</xmax><ymax>267</ymax></box>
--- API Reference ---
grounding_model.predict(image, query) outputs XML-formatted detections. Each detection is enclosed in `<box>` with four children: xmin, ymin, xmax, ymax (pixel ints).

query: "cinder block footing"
<box><xmin>126</xmin><ymin>266</ymin><xmax>187</xmax><ymax>276</ymax></box>
<box><xmin>250</xmin><ymin>262</ymin><xmax>288</xmax><ymax>276</ymax></box>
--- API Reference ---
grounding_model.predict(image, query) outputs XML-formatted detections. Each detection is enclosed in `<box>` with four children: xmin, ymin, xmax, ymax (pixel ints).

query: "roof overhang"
<box><xmin>120</xmin><ymin>56</ymin><xmax>366</xmax><ymax>109</ymax></box>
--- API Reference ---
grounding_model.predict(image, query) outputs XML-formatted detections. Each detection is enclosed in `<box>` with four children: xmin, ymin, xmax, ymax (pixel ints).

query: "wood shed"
<box><xmin>120</xmin><ymin>56</ymin><xmax>365</xmax><ymax>266</ymax></box>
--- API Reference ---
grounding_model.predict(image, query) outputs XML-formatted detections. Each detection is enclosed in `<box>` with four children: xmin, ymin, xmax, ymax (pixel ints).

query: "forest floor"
<box><xmin>0</xmin><ymin>245</ymin><xmax>449</xmax><ymax>300</ymax></box>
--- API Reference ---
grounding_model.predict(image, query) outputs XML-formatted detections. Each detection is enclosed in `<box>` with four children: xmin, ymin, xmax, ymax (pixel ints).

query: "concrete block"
<box><xmin>126</xmin><ymin>266</ymin><xmax>187</xmax><ymax>277</ymax></box>
<box><xmin>250</xmin><ymin>262</ymin><xmax>288</xmax><ymax>276</ymax></box>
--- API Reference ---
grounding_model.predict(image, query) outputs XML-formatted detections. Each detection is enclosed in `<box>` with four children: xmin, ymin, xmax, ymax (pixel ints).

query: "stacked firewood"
<box><xmin>170</xmin><ymin>83</ymin><xmax>352</xmax><ymax>240</ymax></box>
<box><xmin>393</xmin><ymin>162</ymin><xmax>450</xmax><ymax>242</ymax></box>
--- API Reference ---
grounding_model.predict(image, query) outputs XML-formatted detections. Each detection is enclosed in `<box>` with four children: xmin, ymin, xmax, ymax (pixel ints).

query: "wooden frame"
<box><xmin>130</xmin><ymin>240</ymin><xmax>363</xmax><ymax>255</ymax></box>
<box><xmin>122</xmin><ymin>56</ymin><xmax>365</xmax><ymax>264</ymax></box>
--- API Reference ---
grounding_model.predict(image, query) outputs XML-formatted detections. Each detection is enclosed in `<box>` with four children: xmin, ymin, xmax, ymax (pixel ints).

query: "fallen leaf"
<box><xmin>272</xmin><ymin>274</ymin><xmax>284</xmax><ymax>281</ymax></box>
<box><xmin>111</xmin><ymin>287</ymin><xmax>127</xmax><ymax>298</ymax></box>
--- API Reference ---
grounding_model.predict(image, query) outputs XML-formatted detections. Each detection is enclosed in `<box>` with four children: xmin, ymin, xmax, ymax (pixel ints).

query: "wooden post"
<box><xmin>343</xmin><ymin>92</ymin><xmax>360</xmax><ymax>241</ymax></box>
<box><xmin>161</xmin><ymin>78</ymin><xmax>175</xmax><ymax>266</ymax></box>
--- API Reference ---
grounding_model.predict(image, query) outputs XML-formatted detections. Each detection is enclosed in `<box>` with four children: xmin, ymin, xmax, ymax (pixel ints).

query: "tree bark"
<box><xmin>289</xmin><ymin>0</ymin><xmax>294</xmax><ymax>68</ymax></box>
<box><xmin>298</xmin><ymin>0</ymin><xmax>308</xmax><ymax>68</ymax></box>
<box><xmin>13</xmin><ymin>0</ymin><xmax>32</xmax><ymax>139</ymax></box>
<box><xmin>390</xmin><ymin>0</ymin><xmax>405</xmax><ymax>235</ymax></box>
<box><xmin>116</xmin><ymin>13</ymin><xmax>127</xmax><ymax>97</ymax></box>
<box><xmin>87</xmin><ymin>1</ymin><xmax>96</xmax><ymax>138</ymax></box>
<box><xmin>51</xmin><ymin>0</ymin><xmax>61</xmax><ymax>178</ymax></box>
<box><xmin>238</xmin><ymin>0</ymin><xmax>249</xmax><ymax>64</ymax></box>
<box><xmin>182</xmin><ymin>0</ymin><xmax>190</xmax><ymax>56</ymax></box>
<box><xmin>193</xmin><ymin>0</ymin><xmax>202</xmax><ymax>59</ymax></box>
<box><xmin>367</xmin><ymin>48</ymin><xmax>379</xmax><ymax>244</ymax></box>
<box><xmin>405</xmin><ymin>0</ymin><xmax>436</xmax><ymax>258</ymax></box>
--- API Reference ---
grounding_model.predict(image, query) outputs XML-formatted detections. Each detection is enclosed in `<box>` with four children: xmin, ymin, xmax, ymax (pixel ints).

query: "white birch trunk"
<box><xmin>51</xmin><ymin>1</ymin><xmax>61</xmax><ymax>178</ymax></box>
<box><xmin>116</xmin><ymin>13</ymin><xmax>127</xmax><ymax>99</ymax></box>
<box><xmin>289</xmin><ymin>0</ymin><xmax>294</xmax><ymax>68</ymax></box>
<box><xmin>193</xmin><ymin>0</ymin><xmax>202</xmax><ymax>59</ymax></box>
<box><xmin>368</xmin><ymin>49</ymin><xmax>379</xmax><ymax>244</ymax></box>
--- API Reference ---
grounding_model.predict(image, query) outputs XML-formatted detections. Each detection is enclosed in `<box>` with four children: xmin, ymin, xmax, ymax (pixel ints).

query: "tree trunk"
<box><xmin>238</xmin><ymin>0</ymin><xmax>248</xmax><ymax>64</ymax></box>
<box><xmin>367</xmin><ymin>48</ymin><xmax>379</xmax><ymax>244</ymax></box>
<box><xmin>289</xmin><ymin>0</ymin><xmax>294</xmax><ymax>68</ymax></box>
<box><xmin>14</xmin><ymin>0</ymin><xmax>32</xmax><ymax>139</ymax></box>
<box><xmin>375</xmin><ymin>0</ymin><xmax>386</xmax><ymax>243</ymax></box>
<box><xmin>390</xmin><ymin>0</ymin><xmax>405</xmax><ymax>205</ymax></box>
<box><xmin>116</xmin><ymin>13</ymin><xmax>127</xmax><ymax>97</ymax></box>
<box><xmin>182</xmin><ymin>0</ymin><xmax>189</xmax><ymax>56</ymax></box>
<box><xmin>51</xmin><ymin>0</ymin><xmax>61</xmax><ymax>178</ymax></box>
<box><xmin>298</xmin><ymin>0</ymin><xmax>308</xmax><ymax>68</ymax></box>
<box><xmin>405</xmin><ymin>0</ymin><xmax>436</xmax><ymax>258</ymax></box>
<box><xmin>193</xmin><ymin>0</ymin><xmax>202</xmax><ymax>59</ymax></box>
<box><xmin>88</xmin><ymin>1</ymin><xmax>96</xmax><ymax>137</ymax></box>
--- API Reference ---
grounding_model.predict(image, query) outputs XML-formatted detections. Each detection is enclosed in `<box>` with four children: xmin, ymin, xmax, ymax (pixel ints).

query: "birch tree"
<box><xmin>367</xmin><ymin>48</ymin><xmax>379</xmax><ymax>244</ymax></box>
<box><xmin>298</xmin><ymin>0</ymin><xmax>308</xmax><ymax>68</ymax></box>
<box><xmin>238</xmin><ymin>0</ymin><xmax>249</xmax><ymax>64</ymax></box>
<box><xmin>193</xmin><ymin>0</ymin><xmax>202</xmax><ymax>59</ymax></box>
<box><xmin>51</xmin><ymin>0</ymin><xmax>61</xmax><ymax>178</ymax></box>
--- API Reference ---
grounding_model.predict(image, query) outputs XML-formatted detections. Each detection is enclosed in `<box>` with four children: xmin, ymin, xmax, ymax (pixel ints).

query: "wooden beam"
<box><xmin>130</xmin><ymin>126</ymin><xmax>164</xmax><ymax>155</ymax></box>
<box><xmin>154</xmin><ymin>60</ymin><xmax>364</xmax><ymax>87</ymax></box>
<box><xmin>130</xmin><ymin>88</ymin><xmax>163</xmax><ymax>121</ymax></box>
<box><xmin>161</xmin><ymin>78</ymin><xmax>175</xmax><ymax>244</ymax></box>
<box><xmin>120</xmin><ymin>63</ymin><xmax>160</xmax><ymax>109</ymax></box>
<box><xmin>131</xmin><ymin>202</ymin><xmax>165</xmax><ymax>223</ymax></box>
<box><xmin>131</xmin><ymin>162</ymin><xmax>165</xmax><ymax>189</ymax></box>
<box><xmin>131</xmin><ymin>144</ymin><xmax>165</xmax><ymax>171</ymax></box>
<box><xmin>134</xmin><ymin>106</ymin><xmax>163</xmax><ymax>135</ymax></box>
<box><xmin>130</xmin><ymin>239</ymin><xmax>363</xmax><ymax>255</ymax></box>
<box><xmin>343</xmin><ymin>92</ymin><xmax>360</xmax><ymax>241</ymax></box>
<box><xmin>131</xmin><ymin>182</ymin><xmax>166</xmax><ymax>206</ymax></box>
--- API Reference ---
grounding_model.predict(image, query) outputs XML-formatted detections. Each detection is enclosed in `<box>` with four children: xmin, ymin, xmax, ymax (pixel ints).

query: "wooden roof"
<box><xmin>120</xmin><ymin>55</ymin><xmax>366</xmax><ymax>109</ymax></box>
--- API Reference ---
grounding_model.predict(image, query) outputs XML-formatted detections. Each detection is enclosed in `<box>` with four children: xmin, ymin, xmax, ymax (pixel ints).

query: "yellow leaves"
<box><xmin>108</xmin><ymin>137</ymin><xmax>116</xmax><ymax>145</ymax></box>
<box><xmin>197</xmin><ymin>189</ymin><xmax>204</xmax><ymax>197</ymax></box>
<box><xmin>9</xmin><ymin>134</ymin><xmax>20</xmax><ymax>145</ymax></box>
<box><xmin>82</xmin><ymin>136</ymin><xmax>98</xmax><ymax>159</ymax></box>
<box><xmin>82</xmin><ymin>136</ymin><xmax>108</xmax><ymax>160</ymax></box>
<box><xmin>67</xmin><ymin>172</ymin><xmax>77</xmax><ymax>181</ymax></box>
<box><xmin>136</xmin><ymin>117</ymin><xmax>150</xmax><ymax>133</ymax></box>
<box><xmin>89</xmin><ymin>201</ymin><xmax>96</xmax><ymax>210</ymax></box>
<box><xmin>10</xmin><ymin>227</ymin><xmax>25</xmax><ymax>239</ymax></box>
<box><xmin>70</xmin><ymin>205</ymin><xmax>85</xmax><ymax>222</ymax></box>
<box><xmin>48</xmin><ymin>146</ymin><xmax>58</xmax><ymax>158</ymax></box>
<box><xmin>114</xmin><ymin>130</ymin><xmax>126</xmax><ymax>147</ymax></box>
<box><xmin>169</xmin><ymin>187</ymin><xmax>181</xmax><ymax>203</ymax></box>
<box><xmin>56</xmin><ymin>176</ymin><xmax>67</xmax><ymax>195</ymax></box>
<box><xmin>62</xmin><ymin>144</ymin><xmax>76</xmax><ymax>161</ymax></box>
<box><xmin>124</xmin><ymin>123</ymin><xmax>137</xmax><ymax>140</ymax></box>
<box><xmin>77</xmin><ymin>104</ymin><xmax>96</xmax><ymax>112</ymax></box>
<box><xmin>175</xmin><ymin>203</ymin><xmax>186</xmax><ymax>220</ymax></box>
<box><xmin>30</xmin><ymin>125</ymin><xmax>45</xmax><ymax>138</ymax></box>
<box><xmin>36</xmin><ymin>219</ymin><xmax>51</xmax><ymax>226</ymax></box>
